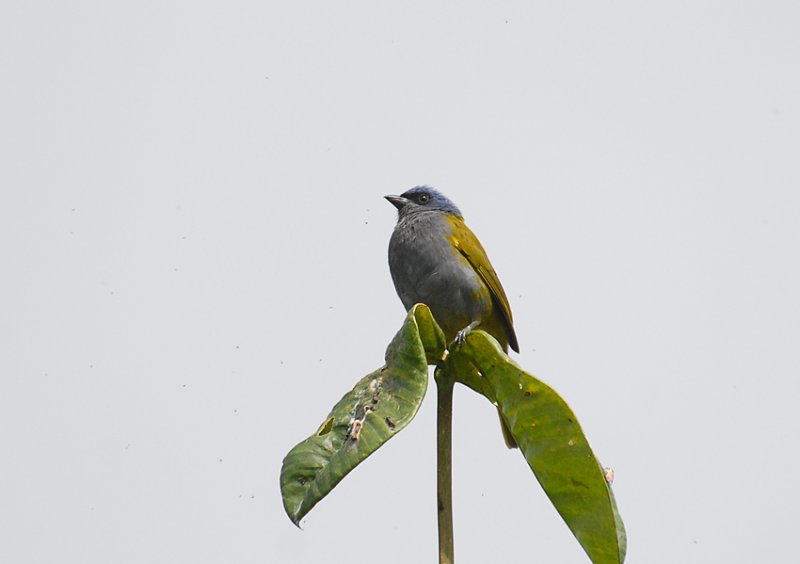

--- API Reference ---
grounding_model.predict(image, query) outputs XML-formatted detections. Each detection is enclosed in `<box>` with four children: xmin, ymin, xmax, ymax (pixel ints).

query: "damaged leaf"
<box><xmin>280</xmin><ymin>305</ymin><xmax>440</xmax><ymax>525</ymax></box>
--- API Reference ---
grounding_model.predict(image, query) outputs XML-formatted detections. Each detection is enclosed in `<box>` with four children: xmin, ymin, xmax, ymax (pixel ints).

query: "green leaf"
<box><xmin>280</xmin><ymin>305</ymin><xmax>436</xmax><ymax>525</ymax></box>
<box><xmin>449</xmin><ymin>331</ymin><xmax>626</xmax><ymax>564</ymax></box>
<box><xmin>410</xmin><ymin>303</ymin><xmax>447</xmax><ymax>364</ymax></box>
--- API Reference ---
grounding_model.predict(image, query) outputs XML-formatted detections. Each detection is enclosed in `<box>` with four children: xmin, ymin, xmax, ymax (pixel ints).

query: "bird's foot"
<box><xmin>454</xmin><ymin>321</ymin><xmax>481</xmax><ymax>348</ymax></box>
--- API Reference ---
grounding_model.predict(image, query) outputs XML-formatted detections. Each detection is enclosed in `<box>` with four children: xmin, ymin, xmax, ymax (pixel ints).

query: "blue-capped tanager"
<box><xmin>385</xmin><ymin>186</ymin><xmax>520</xmax><ymax>448</ymax></box>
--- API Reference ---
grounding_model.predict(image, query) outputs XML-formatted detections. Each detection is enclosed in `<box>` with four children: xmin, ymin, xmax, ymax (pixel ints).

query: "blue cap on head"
<box><xmin>385</xmin><ymin>185</ymin><xmax>462</xmax><ymax>218</ymax></box>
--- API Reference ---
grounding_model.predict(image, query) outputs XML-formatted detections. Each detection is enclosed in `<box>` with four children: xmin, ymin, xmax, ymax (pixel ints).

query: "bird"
<box><xmin>385</xmin><ymin>186</ymin><xmax>520</xmax><ymax>448</ymax></box>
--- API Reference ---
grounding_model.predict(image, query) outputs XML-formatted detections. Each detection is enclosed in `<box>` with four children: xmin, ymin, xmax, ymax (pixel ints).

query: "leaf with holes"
<box><xmin>280</xmin><ymin>305</ymin><xmax>443</xmax><ymax>525</ymax></box>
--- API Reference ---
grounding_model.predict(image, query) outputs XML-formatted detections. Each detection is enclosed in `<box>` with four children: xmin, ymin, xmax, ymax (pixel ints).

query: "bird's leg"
<box><xmin>454</xmin><ymin>320</ymin><xmax>481</xmax><ymax>347</ymax></box>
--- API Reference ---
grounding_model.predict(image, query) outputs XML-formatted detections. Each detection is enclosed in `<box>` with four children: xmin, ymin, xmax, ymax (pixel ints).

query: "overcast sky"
<box><xmin>2</xmin><ymin>2</ymin><xmax>799</xmax><ymax>563</ymax></box>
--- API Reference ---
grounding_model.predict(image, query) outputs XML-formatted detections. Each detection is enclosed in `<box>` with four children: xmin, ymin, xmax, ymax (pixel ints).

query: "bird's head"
<box><xmin>385</xmin><ymin>186</ymin><xmax>463</xmax><ymax>220</ymax></box>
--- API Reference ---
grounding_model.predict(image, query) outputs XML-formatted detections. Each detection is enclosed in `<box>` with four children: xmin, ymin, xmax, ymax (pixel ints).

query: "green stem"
<box><xmin>435</xmin><ymin>366</ymin><xmax>455</xmax><ymax>564</ymax></box>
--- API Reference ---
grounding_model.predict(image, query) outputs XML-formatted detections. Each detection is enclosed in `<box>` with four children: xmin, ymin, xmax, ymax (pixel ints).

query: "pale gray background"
<box><xmin>2</xmin><ymin>2</ymin><xmax>798</xmax><ymax>563</ymax></box>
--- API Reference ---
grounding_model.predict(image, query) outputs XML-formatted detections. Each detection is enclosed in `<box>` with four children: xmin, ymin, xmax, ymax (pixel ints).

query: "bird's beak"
<box><xmin>384</xmin><ymin>195</ymin><xmax>408</xmax><ymax>210</ymax></box>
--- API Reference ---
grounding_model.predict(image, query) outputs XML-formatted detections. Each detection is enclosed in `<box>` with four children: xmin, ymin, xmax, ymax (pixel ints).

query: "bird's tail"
<box><xmin>497</xmin><ymin>406</ymin><xmax>518</xmax><ymax>449</ymax></box>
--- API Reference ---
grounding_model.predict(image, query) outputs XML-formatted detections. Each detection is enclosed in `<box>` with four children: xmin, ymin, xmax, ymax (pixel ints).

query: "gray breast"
<box><xmin>388</xmin><ymin>212</ymin><xmax>486</xmax><ymax>335</ymax></box>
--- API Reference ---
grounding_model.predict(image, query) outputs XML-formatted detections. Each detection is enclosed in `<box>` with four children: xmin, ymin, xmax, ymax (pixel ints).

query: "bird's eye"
<box><xmin>418</xmin><ymin>194</ymin><xmax>430</xmax><ymax>204</ymax></box>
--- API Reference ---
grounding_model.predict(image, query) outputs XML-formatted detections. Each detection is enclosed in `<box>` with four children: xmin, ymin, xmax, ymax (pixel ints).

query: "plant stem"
<box><xmin>435</xmin><ymin>366</ymin><xmax>455</xmax><ymax>564</ymax></box>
